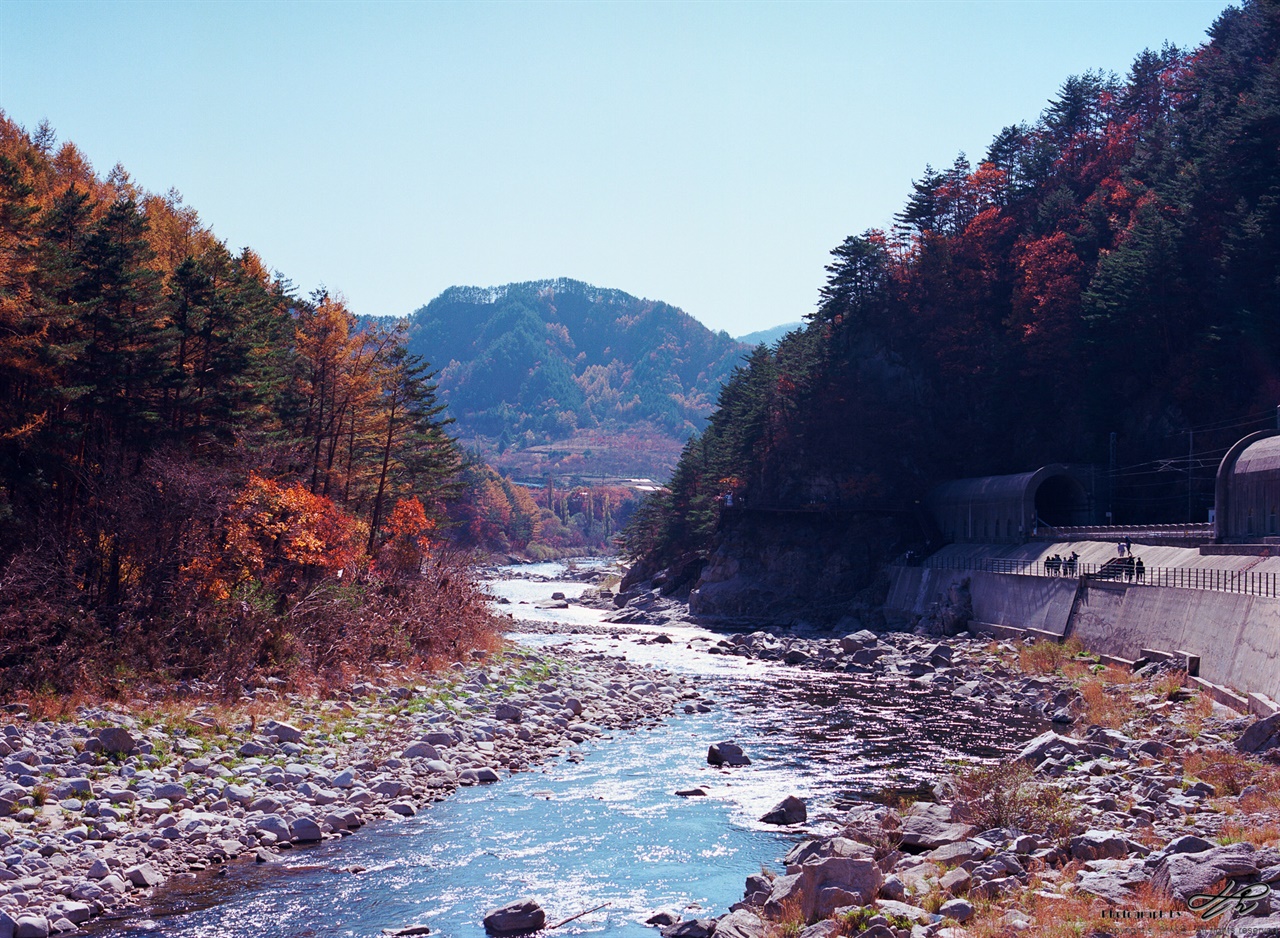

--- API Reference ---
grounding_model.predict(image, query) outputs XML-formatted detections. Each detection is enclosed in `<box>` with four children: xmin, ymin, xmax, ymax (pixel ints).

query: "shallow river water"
<box><xmin>101</xmin><ymin>560</ymin><xmax>1045</xmax><ymax>938</ymax></box>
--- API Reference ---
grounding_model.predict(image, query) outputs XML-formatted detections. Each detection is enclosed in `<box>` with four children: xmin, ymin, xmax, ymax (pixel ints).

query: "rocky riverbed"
<box><xmin>0</xmin><ymin>645</ymin><xmax>701</xmax><ymax>938</ymax></box>
<box><xmin>614</xmin><ymin>621</ymin><xmax>1280</xmax><ymax>938</ymax></box>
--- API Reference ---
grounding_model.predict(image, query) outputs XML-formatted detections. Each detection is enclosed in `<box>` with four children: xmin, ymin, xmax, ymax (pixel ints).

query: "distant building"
<box><xmin>1214</xmin><ymin>430</ymin><xmax>1280</xmax><ymax>542</ymax></box>
<box><xmin>928</xmin><ymin>465</ymin><xmax>1094</xmax><ymax>543</ymax></box>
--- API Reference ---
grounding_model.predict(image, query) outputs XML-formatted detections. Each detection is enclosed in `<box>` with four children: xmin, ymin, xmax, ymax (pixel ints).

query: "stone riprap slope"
<box><xmin>0</xmin><ymin>648</ymin><xmax>699</xmax><ymax>938</ymax></box>
<box><xmin>650</xmin><ymin>630</ymin><xmax>1280</xmax><ymax>937</ymax></box>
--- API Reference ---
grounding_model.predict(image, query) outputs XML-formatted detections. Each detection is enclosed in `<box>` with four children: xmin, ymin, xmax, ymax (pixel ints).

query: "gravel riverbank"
<box><xmin>635</xmin><ymin>625</ymin><xmax>1280</xmax><ymax>938</ymax></box>
<box><xmin>0</xmin><ymin>644</ymin><xmax>702</xmax><ymax>938</ymax></box>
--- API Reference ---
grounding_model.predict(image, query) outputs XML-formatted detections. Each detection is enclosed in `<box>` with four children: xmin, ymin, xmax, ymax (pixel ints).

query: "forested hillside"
<box><xmin>447</xmin><ymin>463</ymin><xmax>642</xmax><ymax>559</ymax></box>
<box><xmin>626</xmin><ymin>0</ymin><xmax>1280</xmax><ymax>568</ymax></box>
<box><xmin>0</xmin><ymin>116</ymin><xmax>493</xmax><ymax>692</ymax></box>
<box><xmin>404</xmin><ymin>280</ymin><xmax>746</xmax><ymax>479</ymax></box>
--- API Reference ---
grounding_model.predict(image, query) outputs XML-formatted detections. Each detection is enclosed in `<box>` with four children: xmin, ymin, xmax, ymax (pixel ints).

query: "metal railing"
<box><xmin>920</xmin><ymin>555</ymin><xmax>1280</xmax><ymax>597</ymax></box>
<box><xmin>1027</xmin><ymin>523</ymin><xmax>1214</xmax><ymax>542</ymax></box>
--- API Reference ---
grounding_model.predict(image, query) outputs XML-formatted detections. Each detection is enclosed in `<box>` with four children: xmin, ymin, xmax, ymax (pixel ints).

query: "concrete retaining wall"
<box><xmin>885</xmin><ymin>568</ymin><xmax>1077</xmax><ymax>636</ymax></box>
<box><xmin>1071</xmin><ymin>581</ymin><xmax>1280</xmax><ymax>702</ymax></box>
<box><xmin>886</xmin><ymin>557</ymin><xmax>1280</xmax><ymax>704</ymax></box>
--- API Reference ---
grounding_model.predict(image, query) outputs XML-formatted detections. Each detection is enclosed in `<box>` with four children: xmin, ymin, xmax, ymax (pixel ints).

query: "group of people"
<box><xmin>1045</xmin><ymin>551</ymin><xmax>1080</xmax><ymax>576</ymax></box>
<box><xmin>1121</xmin><ymin>555</ymin><xmax>1147</xmax><ymax>582</ymax></box>
<box><xmin>1115</xmin><ymin>537</ymin><xmax>1146</xmax><ymax>581</ymax></box>
<box><xmin>1043</xmin><ymin>547</ymin><xmax>1147</xmax><ymax>582</ymax></box>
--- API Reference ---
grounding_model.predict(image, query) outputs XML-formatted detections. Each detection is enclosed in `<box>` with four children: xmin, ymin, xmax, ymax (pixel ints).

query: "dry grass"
<box><xmin>1152</xmin><ymin>670</ymin><xmax>1187</xmax><ymax>700</ymax></box>
<box><xmin>1183</xmin><ymin>689</ymin><xmax>1216</xmax><ymax>738</ymax></box>
<box><xmin>20</xmin><ymin>687</ymin><xmax>93</xmax><ymax>722</ymax></box>
<box><xmin>1216</xmin><ymin>816</ymin><xmax>1280</xmax><ymax>847</ymax></box>
<box><xmin>1129</xmin><ymin>823</ymin><xmax>1166</xmax><ymax>850</ymax></box>
<box><xmin>1017</xmin><ymin>637</ymin><xmax>1090</xmax><ymax>678</ymax></box>
<box><xmin>1077</xmin><ymin>676</ymin><xmax>1143</xmax><ymax>729</ymax></box>
<box><xmin>1239</xmin><ymin>786</ymin><xmax>1280</xmax><ymax>813</ymax></box>
<box><xmin>963</xmin><ymin>881</ymin><xmax>1201</xmax><ymax>938</ymax></box>
<box><xmin>764</xmin><ymin>894</ymin><xmax>806</xmax><ymax>937</ymax></box>
<box><xmin>1184</xmin><ymin>749</ymin><xmax>1278</xmax><ymax>797</ymax></box>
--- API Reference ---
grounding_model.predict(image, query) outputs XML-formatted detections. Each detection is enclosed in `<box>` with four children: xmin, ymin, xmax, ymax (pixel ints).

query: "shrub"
<box><xmin>951</xmin><ymin>759</ymin><xmax>1076</xmax><ymax>842</ymax></box>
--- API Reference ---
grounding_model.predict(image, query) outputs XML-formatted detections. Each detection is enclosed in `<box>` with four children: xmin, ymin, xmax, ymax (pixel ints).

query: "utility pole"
<box><xmin>1108</xmin><ymin>432</ymin><xmax>1117</xmax><ymax>524</ymax></box>
<box><xmin>1188</xmin><ymin>428</ymin><xmax>1194</xmax><ymax>523</ymax></box>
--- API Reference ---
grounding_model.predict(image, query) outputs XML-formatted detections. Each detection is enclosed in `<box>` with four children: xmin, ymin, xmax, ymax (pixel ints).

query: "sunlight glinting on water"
<box><xmin>101</xmin><ymin>561</ymin><xmax>1044</xmax><ymax>938</ymax></box>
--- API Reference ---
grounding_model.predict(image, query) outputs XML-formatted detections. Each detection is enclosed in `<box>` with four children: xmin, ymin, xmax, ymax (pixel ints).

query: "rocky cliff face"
<box><xmin>687</xmin><ymin>509</ymin><xmax>908</xmax><ymax>627</ymax></box>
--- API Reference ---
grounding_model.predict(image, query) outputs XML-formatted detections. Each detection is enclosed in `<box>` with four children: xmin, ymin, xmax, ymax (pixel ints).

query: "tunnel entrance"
<box><xmin>1034</xmin><ymin>473</ymin><xmax>1090</xmax><ymax>527</ymax></box>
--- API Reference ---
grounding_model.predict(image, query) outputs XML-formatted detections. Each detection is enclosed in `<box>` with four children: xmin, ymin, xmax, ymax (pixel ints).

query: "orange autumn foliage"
<box><xmin>214</xmin><ymin>473</ymin><xmax>367</xmax><ymax>599</ymax></box>
<box><xmin>375</xmin><ymin>496</ymin><xmax>437</xmax><ymax>576</ymax></box>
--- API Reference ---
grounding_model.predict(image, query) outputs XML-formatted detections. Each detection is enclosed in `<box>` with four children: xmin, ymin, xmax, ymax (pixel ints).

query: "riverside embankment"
<box><xmin>0</xmin><ymin>561</ymin><xmax>1060</xmax><ymax>937</ymax></box>
<box><xmin>603</xmin><ymin>559</ymin><xmax>1280</xmax><ymax>937</ymax></box>
<box><xmin>884</xmin><ymin>541</ymin><xmax>1280</xmax><ymax>711</ymax></box>
<box><xmin>10</xmin><ymin>558</ymin><xmax>1277</xmax><ymax>938</ymax></box>
<box><xmin>0</xmin><ymin>627</ymin><xmax>693</xmax><ymax>937</ymax></box>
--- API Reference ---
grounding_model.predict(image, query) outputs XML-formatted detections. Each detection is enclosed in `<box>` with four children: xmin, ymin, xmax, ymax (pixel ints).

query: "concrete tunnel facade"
<box><xmin>927</xmin><ymin>465</ymin><xmax>1094</xmax><ymax>543</ymax></box>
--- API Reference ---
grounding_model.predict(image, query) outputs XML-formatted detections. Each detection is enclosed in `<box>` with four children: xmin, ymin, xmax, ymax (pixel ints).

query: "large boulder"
<box><xmin>764</xmin><ymin>856</ymin><xmax>883</xmax><ymax>921</ymax></box>
<box><xmin>261</xmin><ymin>720</ymin><xmax>304</xmax><ymax>744</ymax></box>
<box><xmin>95</xmin><ymin>727</ymin><xmax>136</xmax><ymax>756</ymax></box>
<box><xmin>402</xmin><ymin>742</ymin><xmax>442</xmax><ymax>760</ymax></box>
<box><xmin>660</xmin><ymin>921</ymin><xmax>716</xmax><ymax>938</ymax></box>
<box><xmin>1076</xmin><ymin>863</ymin><xmax>1149</xmax><ymax>903</ymax></box>
<box><xmin>1017</xmin><ymin>731</ymin><xmax>1087</xmax><ymax>766</ymax></box>
<box><xmin>797</xmin><ymin>922</ymin><xmax>841</xmax><ymax>938</ymax></box>
<box><xmin>14</xmin><ymin>916</ymin><xmax>48</xmax><ymax>938</ymax></box>
<box><xmin>898</xmin><ymin>802</ymin><xmax>976</xmax><ymax>851</ymax></box>
<box><xmin>872</xmin><ymin>900</ymin><xmax>932</xmax><ymax>925</ymax></box>
<box><xmin>290</xmin><ymin>817</ymin><xmax>324</xmax><ymax>842</ymax></box>
<box><xmin>784</xmin><ymin>837</ymin><xmax>874</xmax><ymax>871</ymax></box>
<box><xmin>1151</xmin><ymin>843</ymin><xmax>1259</xmax><ymax>901</ymax></box>
<box><xmin>1070</xmin><ymin>830</ymin><xmax>1136</xmax><ymax>862</ymax></box>
<box><xmin>707</xmin><ymin>742</ymin><xmax>751</xmax><ymax>767</ymax></box>
<box><xmin>495</xmin><ymin>703</ymin><xmax>522</xmax><ymax>724</ymax></box>
<box><xmin>124</xmin><ymin>863</ymin><xmax>163</xmax><ymax>888</ymax></box>
<box><xmin>760</xmin><ymin>795</ymin><xmax>806</xmax><ymax>826</ymax></box>
<box><xmin>716</xmin><ymin>911</ymin><xmax>762</xmax><ymax>938</ymax></box>
<box><xmin>483</xmin><ymin>898</ymin><xmax>546</xmax><ymax>935</ymax></box>
<box><xmin>153</xmin><ymin>782</ymin><xmax>188</xmax><ymax>801</ymax></box>
<box><xmin>1236</xmin><ymin>713</ymin><xmax>1280</xmax><ymax>754</ymax></box>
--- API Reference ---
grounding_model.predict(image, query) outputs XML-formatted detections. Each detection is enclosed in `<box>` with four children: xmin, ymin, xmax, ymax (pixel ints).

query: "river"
<box><xmin>99</xmin><ymin>560</ymin><xmax>1045</xmax><ymax>937</ymax></box>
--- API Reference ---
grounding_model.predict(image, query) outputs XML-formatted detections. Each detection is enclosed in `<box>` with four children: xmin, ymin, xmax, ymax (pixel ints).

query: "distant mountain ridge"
<box><xmin>736</xmin><ymin>322</ymin><xmax>804</xmax><ymax>347</ymax></box>
<box><xmin>404</xmin><ymin>278</ymin><xmax>749</xmax><ymax>479</ymax></box>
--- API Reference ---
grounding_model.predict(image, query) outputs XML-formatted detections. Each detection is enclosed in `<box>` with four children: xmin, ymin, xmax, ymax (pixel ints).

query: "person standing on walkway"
<box><xmin>1136</xmin><ymin>557</ymin><xmax>1145</xmax><ymax>582</ymax></box>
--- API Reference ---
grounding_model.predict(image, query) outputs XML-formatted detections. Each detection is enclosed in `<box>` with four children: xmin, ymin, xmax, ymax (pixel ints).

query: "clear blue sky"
<box><xmin>1</xmin><ymin>0</ymin><xmax>1231</xmax><ymax>335</ymax></box>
